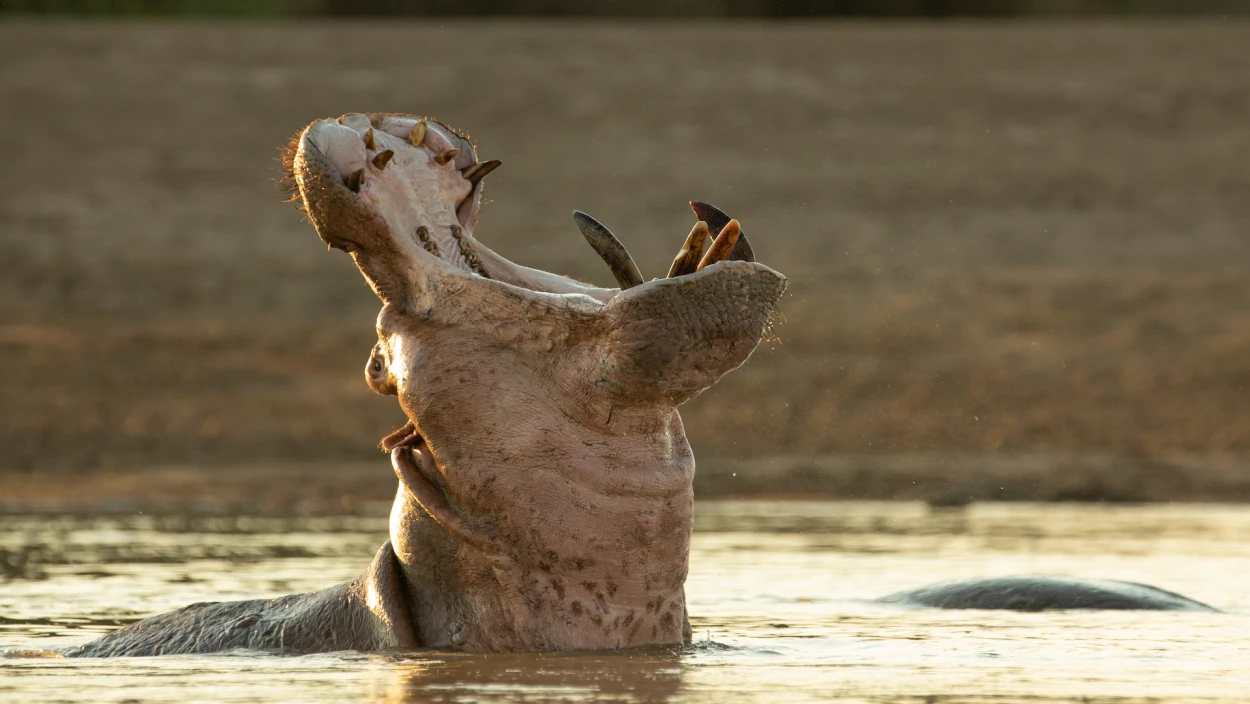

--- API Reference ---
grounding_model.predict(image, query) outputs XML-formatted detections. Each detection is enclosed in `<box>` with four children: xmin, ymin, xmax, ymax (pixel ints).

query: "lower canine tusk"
<box><xmin>666</xmin><ymin>220</ymin><xmax>710</xmax><ymax>278</ymax></box>
<box><xmin>572</xmin><ymin>211</ymin><xmax>645</xmax><ymax>290</ymax></box>
<box><xmin>696</xmin><ymin>219</ymin><xmax>741</xmax><ymax>271</ymax></box>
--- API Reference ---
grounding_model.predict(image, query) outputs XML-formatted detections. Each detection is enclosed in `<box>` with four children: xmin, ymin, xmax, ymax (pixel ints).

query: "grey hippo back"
<box><xmin>878</xmin><ymin>576</ymin><xmax>1218</xmax><ymax>612</ymax></box>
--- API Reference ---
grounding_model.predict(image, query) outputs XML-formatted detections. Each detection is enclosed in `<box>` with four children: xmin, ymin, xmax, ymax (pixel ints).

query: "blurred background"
<box><xmin>2</xmin><ymin>1</ymin><xmax>1249</xmax><ymax>512</ymax></box>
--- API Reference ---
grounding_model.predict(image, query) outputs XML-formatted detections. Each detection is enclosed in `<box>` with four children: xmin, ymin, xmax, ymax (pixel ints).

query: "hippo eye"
<box><xmin>372</xmin><ymin>359</ymin><xmax>383</xmax><ymax>373</ymax></box>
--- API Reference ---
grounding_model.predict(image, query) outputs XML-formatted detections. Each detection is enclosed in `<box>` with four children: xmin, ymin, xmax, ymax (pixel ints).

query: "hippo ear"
<box><xmin>587</xmin><ymin>261</ymin><xmax>786</xmax><ymax>407</ymax></box>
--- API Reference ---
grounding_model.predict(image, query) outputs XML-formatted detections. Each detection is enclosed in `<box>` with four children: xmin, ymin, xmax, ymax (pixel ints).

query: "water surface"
<box><xmin>3</xmin><ymin>501</ymin><xmax>1249</xmax><ymax>702</ymax></box>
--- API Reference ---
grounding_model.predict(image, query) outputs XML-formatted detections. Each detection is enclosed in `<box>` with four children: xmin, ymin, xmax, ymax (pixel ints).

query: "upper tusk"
<box><xmin>666</xmin><ymin>220</ymin><xmax>710</xmax><ymax>278</ymax></box>
<box><xmin>434</xmin><ymin>149</ymin><xmax>460</xmax><ymax>166</ymax></box>
<box><xmin>696</xmin><ymin>219</ymin><xmax>741</xmax><ymax>271</ymax></box>
<box><xmin>460</xmin><ymin>159</ymin><xmax>502</xmax><ymax>185</ymax></box>
<box><xmin>572</xmin><ymin>211</ymin><xmax>645</xmax><ymax>290</ymax></box>
<box><xmin>408</xmin><ymin>120</ymin><xmax>427</xmax><ymax>148</ymax></box>
<box><xmin>371</xmin><ymin>150</ymin><xmax>395</xmax><ymax>170</ymax></box>
<box><xmin>689</xmin><ymin>201</ymin><xmax>755</xmax><ymax>263</ymax></box>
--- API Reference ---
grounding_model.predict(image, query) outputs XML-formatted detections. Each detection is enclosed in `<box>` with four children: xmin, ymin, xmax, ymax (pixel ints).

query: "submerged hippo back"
<box><xmin>879</xmin><ymin>576</ymin><xmax>1219</xmax><ymax>612</ymax></box>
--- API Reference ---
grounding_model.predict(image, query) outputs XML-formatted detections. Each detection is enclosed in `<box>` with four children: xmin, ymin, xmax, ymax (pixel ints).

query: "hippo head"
<box><xmin>288</xmin><ymin>114</ymin><xmax>786</xmax><ymax>652</ymax></box>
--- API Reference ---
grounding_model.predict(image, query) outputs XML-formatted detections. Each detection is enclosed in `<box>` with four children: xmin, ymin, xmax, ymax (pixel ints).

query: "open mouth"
<box><xmin>294</xmin><ymin>113</ymin><xmax>496</xmax><ymax>278</ymax></box>
<box><xmin>288</xmin><ymin>112</ymin><xmax>786</xmax><ymax>468</ymax></box>
<box><xmin>289</xmin><ymin>113</ymin><xmax>758</xmax><ymax>303</ymax></box>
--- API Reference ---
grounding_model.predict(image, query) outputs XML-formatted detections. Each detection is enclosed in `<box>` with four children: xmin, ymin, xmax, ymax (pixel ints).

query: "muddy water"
<box><xmin>2</xmin><ymin>501</ymin><xmax>1249</xmax><ymax>702</ymax></box>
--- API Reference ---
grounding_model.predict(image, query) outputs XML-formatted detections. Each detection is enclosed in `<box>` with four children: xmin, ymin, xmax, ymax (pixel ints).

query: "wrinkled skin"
<box><xmin>67</xmin><ymin>114</ymin><xmax>787</xmax><ymax>656</ymax></box>
<box><xmin>65</xmin><ymin>114</ymin><xmax>1214</xmax><ymax>658</ymax></box>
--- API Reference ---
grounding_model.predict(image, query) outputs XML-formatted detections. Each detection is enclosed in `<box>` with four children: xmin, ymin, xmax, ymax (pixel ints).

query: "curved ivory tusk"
<box><xmin>572</xmin><ymin>211</ymin><xmax>645</xmax><ymax>290</ymax></box>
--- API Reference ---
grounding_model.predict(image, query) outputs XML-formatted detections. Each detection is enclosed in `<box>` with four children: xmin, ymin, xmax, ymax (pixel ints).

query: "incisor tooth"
<box><xmin>372</xmin><ymin>150</ymin><xmax>394</xmax><ymax>170</ymax></box>
<box><xmin>408</xmin><ymin>120</ymin><xmax>427</xmax><ymax>148</ymax></box>
<box><xmin>696</xmin><ymin>219</ymin><xmax>741</xmax><ymax>271</ymax></box>
<box><xmin>363</xmin><ymin>128</ymin><xmax>376</xmax><ymax>151</ymax></box>
<box><xmin>345</xmin><ymin>169</ymin><xmax>364</xmax><ymax>193</ymax></box>
<box><xmin>666</xmin><ymin>220</ymin><xmax>710</xmax><ymax>278</ymax></box>
<box><xmin>434</xmin><ymin>149</ymin><xmax>459</xmax><ymax>166</ymax></box>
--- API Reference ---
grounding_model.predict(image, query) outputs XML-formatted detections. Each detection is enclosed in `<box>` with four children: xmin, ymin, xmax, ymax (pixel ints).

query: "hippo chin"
<box><xmin>65</xmin><ymin>114</ymin><xmax>1214</xmax><ymax>658</ymax></box>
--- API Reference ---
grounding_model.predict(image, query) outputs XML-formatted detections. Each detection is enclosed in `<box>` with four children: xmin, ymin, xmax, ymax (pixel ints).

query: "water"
<box><xmin>3</xmin><ymin>501</ymin><xmax>1249</xmax><ymax>702</ymax></box>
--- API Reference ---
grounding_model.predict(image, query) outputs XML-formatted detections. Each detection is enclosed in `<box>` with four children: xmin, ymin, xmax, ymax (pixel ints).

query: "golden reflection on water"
<box><xmin>3</xmin><ymin>501</ymin><xmax>1250</xmax><ymax>703</ymax></box>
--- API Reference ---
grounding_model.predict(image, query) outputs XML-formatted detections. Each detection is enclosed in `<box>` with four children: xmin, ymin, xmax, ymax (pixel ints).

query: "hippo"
<box><xmin>65</xmin><ymin>114</ymin><xmax>1213</xmax><ymax>658</ymax></box>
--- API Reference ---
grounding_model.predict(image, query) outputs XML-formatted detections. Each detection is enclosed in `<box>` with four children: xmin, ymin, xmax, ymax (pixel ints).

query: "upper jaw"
<box><xmin>290</xmin><ymin>113</ymin><xmax>784</xmax><ymax>338</ymax></box>
<box><xmin>298</xmin><ymin>114</ymin><xmax>489</xmax><ymax>275</ymax></box>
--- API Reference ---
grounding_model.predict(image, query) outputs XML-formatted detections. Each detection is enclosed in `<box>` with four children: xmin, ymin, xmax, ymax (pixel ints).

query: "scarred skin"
<box><xmin>66</xmin><ymin>113</ymin><xmax>787</xmax><ymax>656</ymax></box>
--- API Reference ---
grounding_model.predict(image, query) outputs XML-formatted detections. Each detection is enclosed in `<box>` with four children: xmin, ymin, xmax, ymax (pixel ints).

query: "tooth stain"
<box><xmin>415</xmin><ymin>225</ymin><xmax>440</xmax><ymax>257</ymax></box>
<box><xmin>450</xmin><ymin>225</ymin><xmax>491</xmax><ymax>278</ymax></box>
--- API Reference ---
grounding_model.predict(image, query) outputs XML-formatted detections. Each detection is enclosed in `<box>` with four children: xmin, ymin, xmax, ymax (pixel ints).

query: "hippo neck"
<box><xmin>386</xmin><ymin>411</ymin><xmax>696</xmax><ymax>652</ymax></box>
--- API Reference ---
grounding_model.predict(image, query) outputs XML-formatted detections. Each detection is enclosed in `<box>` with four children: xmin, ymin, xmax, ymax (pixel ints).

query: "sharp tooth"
<box><xmin>460</xmin><ymin>159</ymin><xmax>502</xmax><ymax>185</ymax></box>
<box><xmin>408</xmin><ymin>120</ymin><xmax>427</xmax><ymax>148</ymax></box>
<box><xmin>434</xmin><ymin>149</ymin><xmax>460</xmax><ymax>166</ymax></box>
<box><xmin>345</xmin><ymin>168</ymin><xmax>364</xmax><ymax>193</ymax></box>
<box><xmin>372</xmin><ymin>149</ymin><xmax>394</xmax><ymax>170</ymax></box>
<box><xmin>696</xmin><ymin>218</ymin><xmax>741</xmax><ymax>271</ymax></box>
<box><xmin>572</xmin><ymin>211</ymin><xmax>645</xmax><ymax>290</ymax></box>
<box><xmin>689</xmin><ymin>201</ymin><xmax>755</xmax><ymax>262</ymax></box>
<box><xmin>363</xmin><ymin>128</ymin><xmax>376</xmax><ymax>151</ymax></box>
<box><xmin>666</xmin><ymin>220</ymin><xmax>710</xmax><ymax>278</ymax></box>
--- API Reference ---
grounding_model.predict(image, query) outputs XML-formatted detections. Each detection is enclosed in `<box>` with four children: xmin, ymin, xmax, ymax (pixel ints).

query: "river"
<box><xmin>3</xmin><ymin>501</ymin><xmax>1248</xmax><ymax>702</ymax></box>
